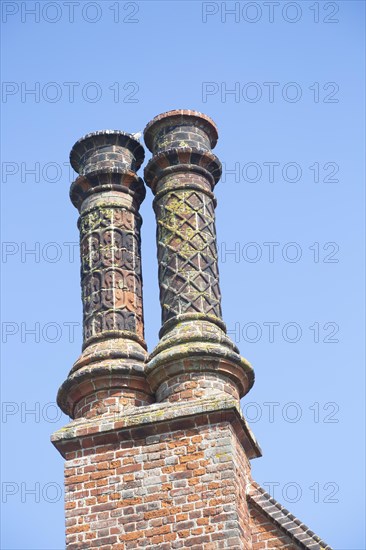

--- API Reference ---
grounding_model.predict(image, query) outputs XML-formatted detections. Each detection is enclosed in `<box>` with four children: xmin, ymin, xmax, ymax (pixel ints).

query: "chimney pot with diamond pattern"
<box><xmin>144</xmin><ymin>109</ymin><xmax>254</xmax><ymax>404</ymax></box>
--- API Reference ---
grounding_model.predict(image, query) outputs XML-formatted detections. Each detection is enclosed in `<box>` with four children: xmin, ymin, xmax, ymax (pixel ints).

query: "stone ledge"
<box><xmin>51</xmin><ymin>397</ymin><xmax>262</xmax><ymax>460</ymax></box>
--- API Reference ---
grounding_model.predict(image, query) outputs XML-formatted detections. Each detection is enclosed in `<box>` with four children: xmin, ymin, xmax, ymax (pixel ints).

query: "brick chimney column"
<box><xmin>143</xmin><ymin>110</ymin><xmax>254</xmax><ymax>405</ymax></box>
<box><xmin>57</xmin><ymin>130</ymin><xmax>152</xmax><ymax>419</ymax></box>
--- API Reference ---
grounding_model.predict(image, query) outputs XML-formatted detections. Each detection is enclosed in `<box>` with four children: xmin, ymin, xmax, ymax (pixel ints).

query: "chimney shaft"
<box><xmin>57</xmin><ymin>130</ymin><xmax>152</xmax><ymax>419</ymax></box>
<box><xmin>144</xmin><ymin>110</ymin><xmax>222</xmax><ymax>331</ymax></box>
<box><xmin>144</xmin><ymin>110</ymin><xmax>254</xmax><ymax>404</ymax></box>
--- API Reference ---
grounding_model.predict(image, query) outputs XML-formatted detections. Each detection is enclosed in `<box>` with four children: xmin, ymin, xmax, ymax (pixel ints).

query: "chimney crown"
<box><xmin>143</xmin><ymin>109</ymin><xmax>219</xmax><ymax>153</ymax></box>
<box><xmin>70</xmin><ymin>129</ymin><xmax>145</xmax><ymax>174</ymax></box>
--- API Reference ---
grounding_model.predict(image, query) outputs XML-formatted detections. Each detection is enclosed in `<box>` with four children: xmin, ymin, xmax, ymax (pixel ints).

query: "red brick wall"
<box><xmin>249</xmin><ymin>503</ymin><xmax>299</xmax><ymax>549</ymax></box>
<box><xmin>63</xmin><ymin>421</ymin><xmax>253</xmax><ymax>549</ymax></box>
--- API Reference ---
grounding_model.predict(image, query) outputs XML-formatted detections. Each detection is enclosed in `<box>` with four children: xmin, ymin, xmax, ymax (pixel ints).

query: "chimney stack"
<box><xmin>51</xmin><ymin>115</ymin><xmax>267</xmax><ymax>550</ymax></box>
<box><xmin>52</xmin><ymin>113</ymin><xmax>332</xmax><ymax>550</ymax></box>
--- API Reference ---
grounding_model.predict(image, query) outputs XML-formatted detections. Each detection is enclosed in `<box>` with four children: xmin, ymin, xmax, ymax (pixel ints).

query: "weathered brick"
<box><xmin>52</xmin><ymin>111</ymin><xmax>328</xmax><ymax>550</ymax></box>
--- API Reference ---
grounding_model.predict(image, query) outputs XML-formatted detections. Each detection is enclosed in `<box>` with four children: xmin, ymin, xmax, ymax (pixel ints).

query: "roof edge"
<box><xmin>248</xmin><ymin>481</ymin><xmax>333</xmax><ymax>550</ymax></box>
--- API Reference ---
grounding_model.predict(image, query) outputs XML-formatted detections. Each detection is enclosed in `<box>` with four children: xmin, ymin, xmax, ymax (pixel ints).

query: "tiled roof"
<box><xmin>248</xmin><ymin>481</ymin><xmax>333</xmax><ymax>550</ymax></box>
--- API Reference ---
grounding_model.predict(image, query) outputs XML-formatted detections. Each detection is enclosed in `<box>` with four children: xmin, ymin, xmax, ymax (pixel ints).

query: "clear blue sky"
<box><xmin>1</xmin><ymin>1</ymin><xmax>365</xmax><ymax>549</ymax></box>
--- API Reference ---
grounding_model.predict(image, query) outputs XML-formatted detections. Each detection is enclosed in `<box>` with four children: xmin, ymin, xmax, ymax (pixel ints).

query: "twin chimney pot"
<box><xmin>57</xmin><ymin>110</ymin><xmax>254</xmax><ymax>420</ymax></box>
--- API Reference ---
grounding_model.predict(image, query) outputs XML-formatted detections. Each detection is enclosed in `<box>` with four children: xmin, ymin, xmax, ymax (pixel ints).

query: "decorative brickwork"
<box><xmin>154</xmin><ymin>187</ymin><xmax>221</xmax><ymax>323</ymax></box>
<box><xmin>144</xmin><ymin>110</ymin><xmax>254</xmax><ymax>404</ymax></box>
<box><xmin>52</xmin><ymin>112</ymin><xmax>332</xmax><ymax>550</ymax></box>
<box><xmin>57</xmin><ymin>131</ymin><xmax>152</xmax><ymax>420</ymax></box>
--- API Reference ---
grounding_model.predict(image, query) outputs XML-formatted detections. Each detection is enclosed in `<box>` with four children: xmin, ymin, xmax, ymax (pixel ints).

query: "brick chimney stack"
<box><xmin>57</xmin><ymin>130</ymin><xmax>152</xmax><ymax>419</ymax></box>
<box><xmin>52</xmin><ymin>112</ymin><xmax>330</xmax><ymax>550</ymax></box>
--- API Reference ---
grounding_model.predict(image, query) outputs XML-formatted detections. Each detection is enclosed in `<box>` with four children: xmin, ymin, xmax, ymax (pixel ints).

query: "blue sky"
<box><xmin>1</xmin><ymin>1</ymin><xmax>365</xmax><ymax>548</ymax></box>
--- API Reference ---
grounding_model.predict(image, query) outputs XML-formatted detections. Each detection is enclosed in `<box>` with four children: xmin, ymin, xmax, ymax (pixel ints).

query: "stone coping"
<box><xmin>51</xmin><ymin>396</ymin><xmax>262</xmax><ymax>460</ymax></box>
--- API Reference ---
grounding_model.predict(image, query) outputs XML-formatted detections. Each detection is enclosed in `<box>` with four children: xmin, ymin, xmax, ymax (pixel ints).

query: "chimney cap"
<box><xmin>70</xmin><ymin>130</ymin><xmax>145</xmax><ymax>174</ymax></box>
<box><xmin>143</xmin><ymin>109</ymin><xmax>219</xmax><ymax>152</ymax></box>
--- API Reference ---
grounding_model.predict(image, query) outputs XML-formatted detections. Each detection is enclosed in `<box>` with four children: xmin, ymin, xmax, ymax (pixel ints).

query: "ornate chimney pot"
<box><xmin>144</xmin><ymin>110</ymin><xmax>254</xmax><ymax>404</ymax></box>
<box><xmin>57</xmin><ymin>130</ymin><xmax>152</xmax><ymax>419</ymax></box>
